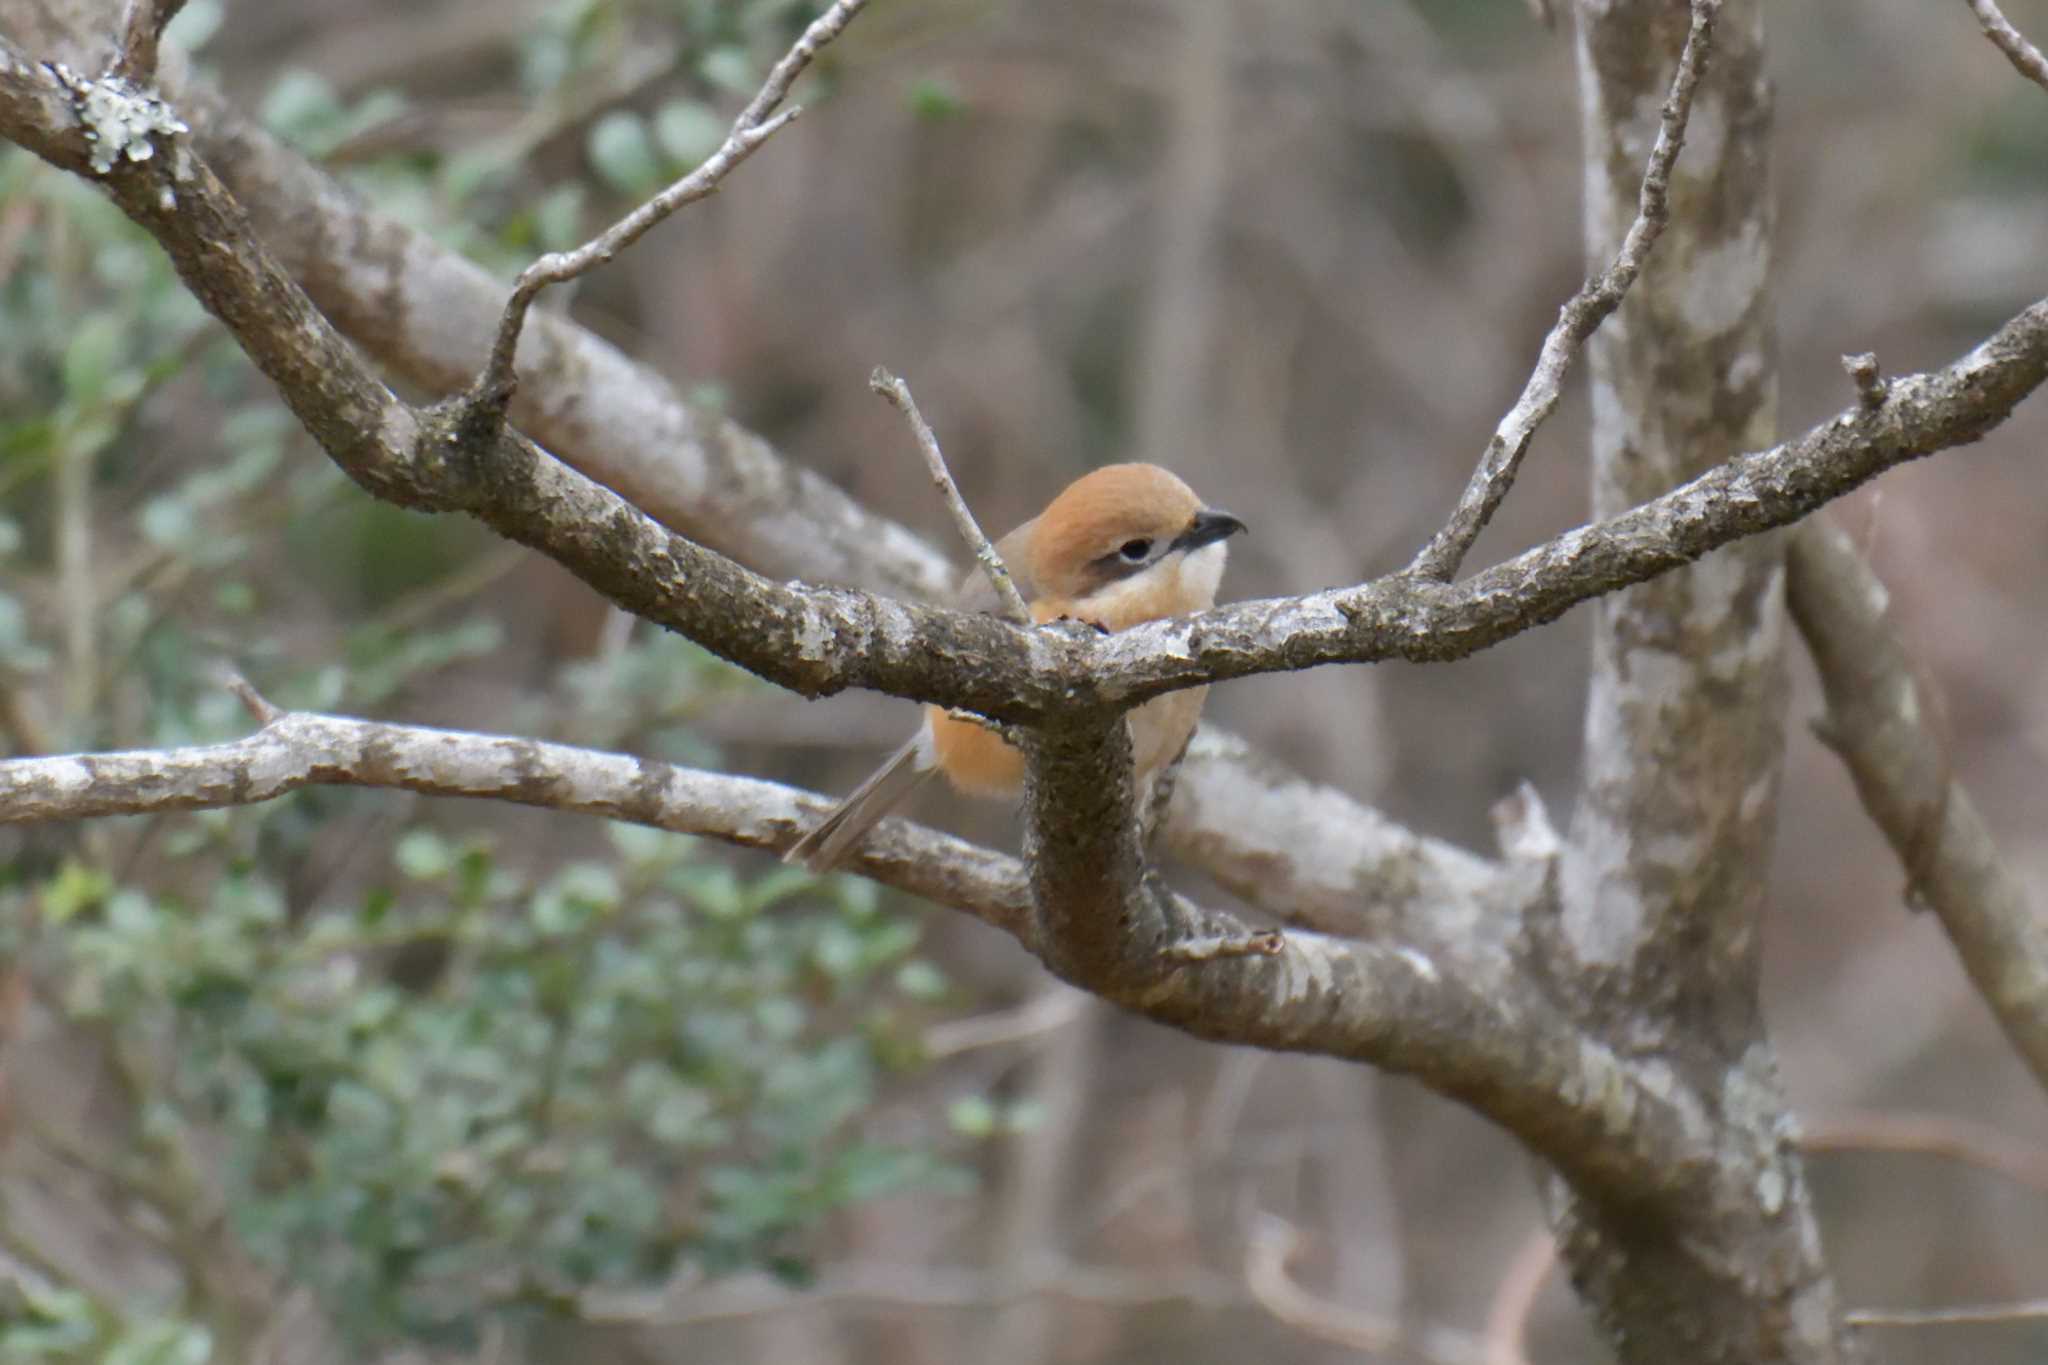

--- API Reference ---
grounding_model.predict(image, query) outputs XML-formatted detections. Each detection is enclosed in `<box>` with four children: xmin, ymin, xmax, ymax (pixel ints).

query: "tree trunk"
<box><xmin>1556</xmin><ymin>2</ymin><xmax>1859</xmax><ymax>1359</ymax></box>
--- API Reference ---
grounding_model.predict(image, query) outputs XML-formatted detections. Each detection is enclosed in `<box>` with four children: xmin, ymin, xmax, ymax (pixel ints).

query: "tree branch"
<box><xmin>469</xmin><ymin>0</ymin><xmax>870</xmax><ymax>409</ymax></box>
<box><xmin>1786</xmin><ymin>519</ymin><xmax>2048</xmax><ymax>1090</ymax></box>
<box><xmin>1015</xmin><ymin>718</ymin><xmax>1711</xmax><ymax>1209</ymax></box>
<box><xmin>15</xmin><ymin>34</ymin><xmax>2045</xmax><ymax>734</ymax></box>
<box><xmin>1846</xmin><ymin>1298</ymin><xmax>2048</xmax><ymax>1328</ymax></box>
<box><xmin>872</xmin><ymin>367</ymin><xmax>1031</xmax><ymax>625</ymax></box>
<box><xmin>0</xmin><ymin>695</ymin><xmax>1703</xmax><ymax>1209</ymax></box>
<box><xmin>111</xmin><ymin>0</ymin><xmax>186</xmax><ymax>85</ymax></box>
<box><xmin>1405</xmin><ymin>0</ymin><xmax>1722</xmax><ymax>582</ymax></box>
<box><xmin>1243</xmin><ymin>1214</ymin><xmax>1493</xmax><ymax>1365</ymax></box>
<box><xmin>1</xmin><ymin>0</ymin><xmax>1499</xmax><ymax>960</ymax></box>
<box><xmin>1167</xmin><ymin>731</ymin><xmax>1510</xmax><ymax>952</ymax></box>
<box><xmin>1965</xmin><ymin>0</ymin><xmax>2048</xmax><ymax>93</ymax></box>
<box><xmin>0</xmin><ymin>706</ymin><xmax>1032</xmax><ymax>939</ymax></box>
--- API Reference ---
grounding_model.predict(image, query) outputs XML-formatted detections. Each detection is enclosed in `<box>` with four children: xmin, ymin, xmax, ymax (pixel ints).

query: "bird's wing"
<box><xmin>952</xmin><ymin>517</ymin><xmax>1038</xmax><ymax>615</ymax></box>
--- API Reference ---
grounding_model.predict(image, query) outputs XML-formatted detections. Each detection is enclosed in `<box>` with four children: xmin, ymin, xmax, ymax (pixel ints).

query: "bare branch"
<box><xmin>469</xmin><ymin>0</ymin><xmax>871</xmax><ymax>408</ymax></box>
<box><xmin>1480</xmin><ymin>1229</ymin><xmax>1556</xmax><ymax>1365</ymax></box>
<box><xmin>1168</xmin><ymin>731</ymin><xmax>1512</xmax><ymax>954</ymax></box>
<box><xmin>9</xmin><ymin>45</ymin><xmax>2048</xmax><ymax>728</ymax></box>
<box><xmin>7</xmin><ymin>46</ymin><xmax>2048</xmax><ymax>732</ymax></box>
<box><xmin>1966</xmin><ymin>0</ymin><xmax>2048</xmax><ymax>93</ymax></box>
<box><xmin>575</xmin><ymin>1258</ymin><xmax>1241</xmax><ymax>1326</ymax></box>
<box><xmin>1243</xmin><ymin>1214</ymin><xmax>1493</xmax><ymax>1365</ymax></box>
<box><xmin>0</xmin><ymin>700</ymin><xmax>1709</xmax><ymax>1210</ymax></box>
<box><xmin>1017</xmin><ymin>719</ymin><xmax>1712</xmax><ymax>1209</ymax></box>
<box><xmin>1787</xmin><ymin>519</ymin><xmax>2048</xmax><ymax>1091</ymax></box>
<box><xmin>1802</xmin><ymin>1109</ymin><xmax>2048</xmax><ymax>1196</ymax></box>
<box><xmin>1480</xmin><ymin>1112</ymin><xmax>2048</xmax><ymax>1348</ymax></box>
<box><xmin>1847</xmin><ymin>1298</ymin><xmax>2048</xmax><ymax>1328</ymax></box>
<box><xmin>0</xmin><ymin>707</ymin><xmax>1031</xmax><ymax>940</ymax></box>
<box><xmin>111</xmin><ymin>0</ymin><xmax>187</xmax><ymax>85</ymax></box>
<box><xmin>921</xmin><ymin>988</ymin><xmax>1089</xmax><ymax>1060</ymax></box>
<box><xmin>871</xmin><ymin>367</ymin><xmax>1031</xmax><ymax>625</ymax></box>
<box><xmin>1158</xmin><ymin>930</ymin><xmax>1286</xmax><ymax>963</ymax></box>
<box><xmin>0</xmin><ymin>16</ymin><xmax>1520</xmax><ymax>957</ymax></box>
<box><xmin>1406</xmin><ymin>0</ymin><xmax>1723</xmax><ymax>582</ymax></box>
<box><xmin>1842</xmin><ymin>351</ymin><xmax>1888</xmax><ymax>409</ymax></box>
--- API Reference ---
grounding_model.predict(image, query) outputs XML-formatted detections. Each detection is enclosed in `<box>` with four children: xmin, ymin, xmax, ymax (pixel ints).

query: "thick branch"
<box><xmin>1018</xmin><ymin>719</ymin><xmax>1712</xmax><ymax>1212</ymax></box>
<box><xmin>1786</xmin><ymin>519</ymin><xmax>2048</xmax><ymax>1089</ymax></box>
<box><xmin>0</xmin><ymin>4</ymin><xmax>1490</xmax><ymax>951</ymax></box>
<box><xmin>5</xmin><ymin>47</ymin><xmax>2047</xmax><ymax>725</ymax></box>
<box><xmin>1167</xmin><ymin>731</ymin><xmax>1512</xmax><ymax>961</ymax></box>
<box><xmin>1406</xmin><ymin>0</ymin><xmax>1721</xmax><ymax>581</ymax></box>
<box><xmin>0</xmin><ymin>701</ymin><xmax>1700</xmax><ymax>1209</ymax></box>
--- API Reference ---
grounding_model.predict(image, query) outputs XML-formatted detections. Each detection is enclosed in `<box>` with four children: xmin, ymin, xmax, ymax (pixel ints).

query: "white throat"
<box><xmin>1079</xmin><ymin>540</ymin><xmax>1229</xmax><ymax>621</ymax></box>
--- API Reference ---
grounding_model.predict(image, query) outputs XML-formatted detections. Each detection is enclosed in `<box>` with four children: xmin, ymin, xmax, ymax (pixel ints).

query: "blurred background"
<box><xmin>3</xmin><ymin>0</ymin><xmax>2048</xmax><ymax>1360</ymax></box>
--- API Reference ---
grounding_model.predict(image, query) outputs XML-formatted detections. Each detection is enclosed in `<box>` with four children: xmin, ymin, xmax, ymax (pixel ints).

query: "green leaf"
<box><xmin>533</xmin><ymin>183</ymin><xmax>587</xmax><ymax>251</ymax></box>
<box><xmin>653</xmin><ymin>100</ymin><xmax>725</xmax><ymax>168</ymax></box>
<box><xmin>393</xmin><ymin>830</ymin><xmax>453</xmax><ymax>880</ymax></box>
<box><xmin>261</xmin><ymin>70</ymin><xmax>342</xmax><ymax>143</ymax></box>
<box><xmin>140</xmin><ymin>496</ymin><xmax>198</xmax><ymax>549</ymax></box>
<box><xmin>810</xmin><ymin>923</ymin><xmax>862</xmax><ymax>981</ymax></box>
<box><xmin>62</xmin><ymin>315</ymin><xmax>125</xmax><ymax>406</ymax></box>
<box><xmin>893</xmin><ymin>959</ymin><xmax>947</xmax><ymax>1001</ymax></box>
<box><xmin>906</xmin><ymin>76</ymin><xmax>964</xmax><ymax>121</ymax></box>
<box><xmin>587</xmin><ymin>112</ymin><xmax>663</xmax><ymax>197</ymax></box>
<box><xmin>605</xmin><ymin>820</ymin><xmax>673</xmax><ymax>867</ymax></box>
<box><xmin>104</xmin><ymin>1319</ymin><xmax>214</xmax><ymax>1365</ymax></box>
<box><xmin>946</xmin><ymin>1094</ymin><xmax>996</xmax><ymax>1138</ymax></box>
<box><xmin>699</xmin><ymin>46</ymin><xmax>756</xmax><ymax>95</ymax></box>
<box><xmin>162</xmin><ymin>0</ymin><xmax>224</xmax><ymax>52</ymax></box>
<box><xmin>1002</xmin><ymin>1098</ymin><xmax>1046</xmax><ymax>1134</ymax></box>
<box><xmin>43</xmin><ymin>862</ymin><xmax>113</xmax><ymax>923</ymax></box>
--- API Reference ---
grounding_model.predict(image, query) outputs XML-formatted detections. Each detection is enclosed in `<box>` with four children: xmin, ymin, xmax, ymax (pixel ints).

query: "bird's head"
<box><xmin>1028</xmin><ymin>463</ymin><xmax>1246</xmax><ymax>623</ymax></box>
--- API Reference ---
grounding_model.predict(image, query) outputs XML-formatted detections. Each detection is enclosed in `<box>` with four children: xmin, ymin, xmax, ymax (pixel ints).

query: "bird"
<box><xmin>785</xmin><ymin>462</ymin><xmax>1245</xmax><ymax>873</ymax></box>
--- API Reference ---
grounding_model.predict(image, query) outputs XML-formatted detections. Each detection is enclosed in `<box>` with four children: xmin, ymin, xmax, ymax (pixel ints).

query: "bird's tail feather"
<box><xmin>784</xmin><ymin>739</ymin><xmax>935</xmax><ymax>873</ymax></box>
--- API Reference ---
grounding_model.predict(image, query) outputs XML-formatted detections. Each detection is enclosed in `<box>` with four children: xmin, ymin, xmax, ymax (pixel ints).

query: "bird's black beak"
<box><xmin>1175</xmin><ymin>509</ymin><xmax>1248</xmax><ymax>552</ymax></box>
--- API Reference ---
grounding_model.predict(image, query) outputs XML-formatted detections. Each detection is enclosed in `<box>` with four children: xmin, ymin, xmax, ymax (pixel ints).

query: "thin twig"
<box><xmin>923</xmin><ymin>988</ymin><xmax>1089</xmax><ymax>1059</ymax></box>
<box><xmin>111</xmin><ymin>0</ymin><xmax>189</xmax><ymax>85</ymax></box>
<box><xmin>1406</xmin><ymin>0</ymin><xmax>1723</xmax><ymax>582</ymax></box>
<box><xmin>468</xmin><ymin>0</ymin><xmax>870</xmax><ymax>409</ymax></box>
<box><xmin>208</xmin><ymin>665</ymin><xmax>282</xmax><ymax>726</ymax></box>
<box><xmin>1966</xmin><ymin>0</ymin><xmax>2048</xmax><ymax>92</ymax></box>
<box><xmin>1842</xmin><ymin>352</ymin><xmax>1888</xmax><ymax>409</ymax></box>
<box><xmin>1481</xmin><ymin>1229</ymin><xmax>1556</xmax><ymax>1365</ymax></box>
<box><xmin>871</xmin><ymin>367</ymin><xmax>1032</xmax><ymax>625</ymax></box>
<box><xmin>1467</xmin><ymin>1112</ymin><xmax>2048</xmax><ymax>1354</ymax></box>
<box><xmin>574</xmin><ymin>1258</ymin><xmax>1241</xmax><ymax>1325</ymax></box>
<box><xmin>1847</xmin><ymin>1298</ymin><xmax>2048</xmax><ymax>1327</ymax></box>
<box><xmin>1159</xmin><ymin>930</ymin><xmax>1287</xmax><ymax>963</ymax></box>
<box><xmin>1243</xmin><ymin>1214</ymin><xmax>1493</xmax><ymax>1365</ymax></box>
<box><xmin>1801</xmin><ymin>1109</ymin><xmax>2048</xmax><ymax>1197</ymax></box>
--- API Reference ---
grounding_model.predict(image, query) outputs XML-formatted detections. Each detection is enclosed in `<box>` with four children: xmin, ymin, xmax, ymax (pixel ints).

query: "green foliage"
<box><xmin>39</xmin><ymin>825</ymin><xmax>950</xmax><ymax>1345</ymax></box>
<box><xmin>0</xmin><ymin>1276</ymin><xmax>212</xmax><ymax>1365</ymax></box>
<box><xmin>0</xmin><ymin>0</ymin><xmax>966</xmax><ymax>1355</ymax></box>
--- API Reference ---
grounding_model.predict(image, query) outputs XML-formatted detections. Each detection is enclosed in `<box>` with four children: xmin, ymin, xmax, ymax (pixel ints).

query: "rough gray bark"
<box><xmin>1552</xmin><ymin>1</ymin><xmax>1854</xmax><ymax>1359</ymax></box>
<box><xmin>1788</xmin><ymin>520</ymin><xmax>2048</xmax><ymax>1088</ymax></box>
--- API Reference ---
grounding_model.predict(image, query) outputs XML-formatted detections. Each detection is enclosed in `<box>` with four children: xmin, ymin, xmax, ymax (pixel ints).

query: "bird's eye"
<box><xmin>1118</xmin><ymin>538</ymin><xmax>1153</xmax><ymax>562</ymax></box>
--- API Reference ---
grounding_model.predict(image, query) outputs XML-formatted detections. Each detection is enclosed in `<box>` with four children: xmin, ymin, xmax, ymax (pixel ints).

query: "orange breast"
<box><xmin>926</xmin><ymin>554</ymin><xmax>1214</xmax><ymax>798</ymax></box>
